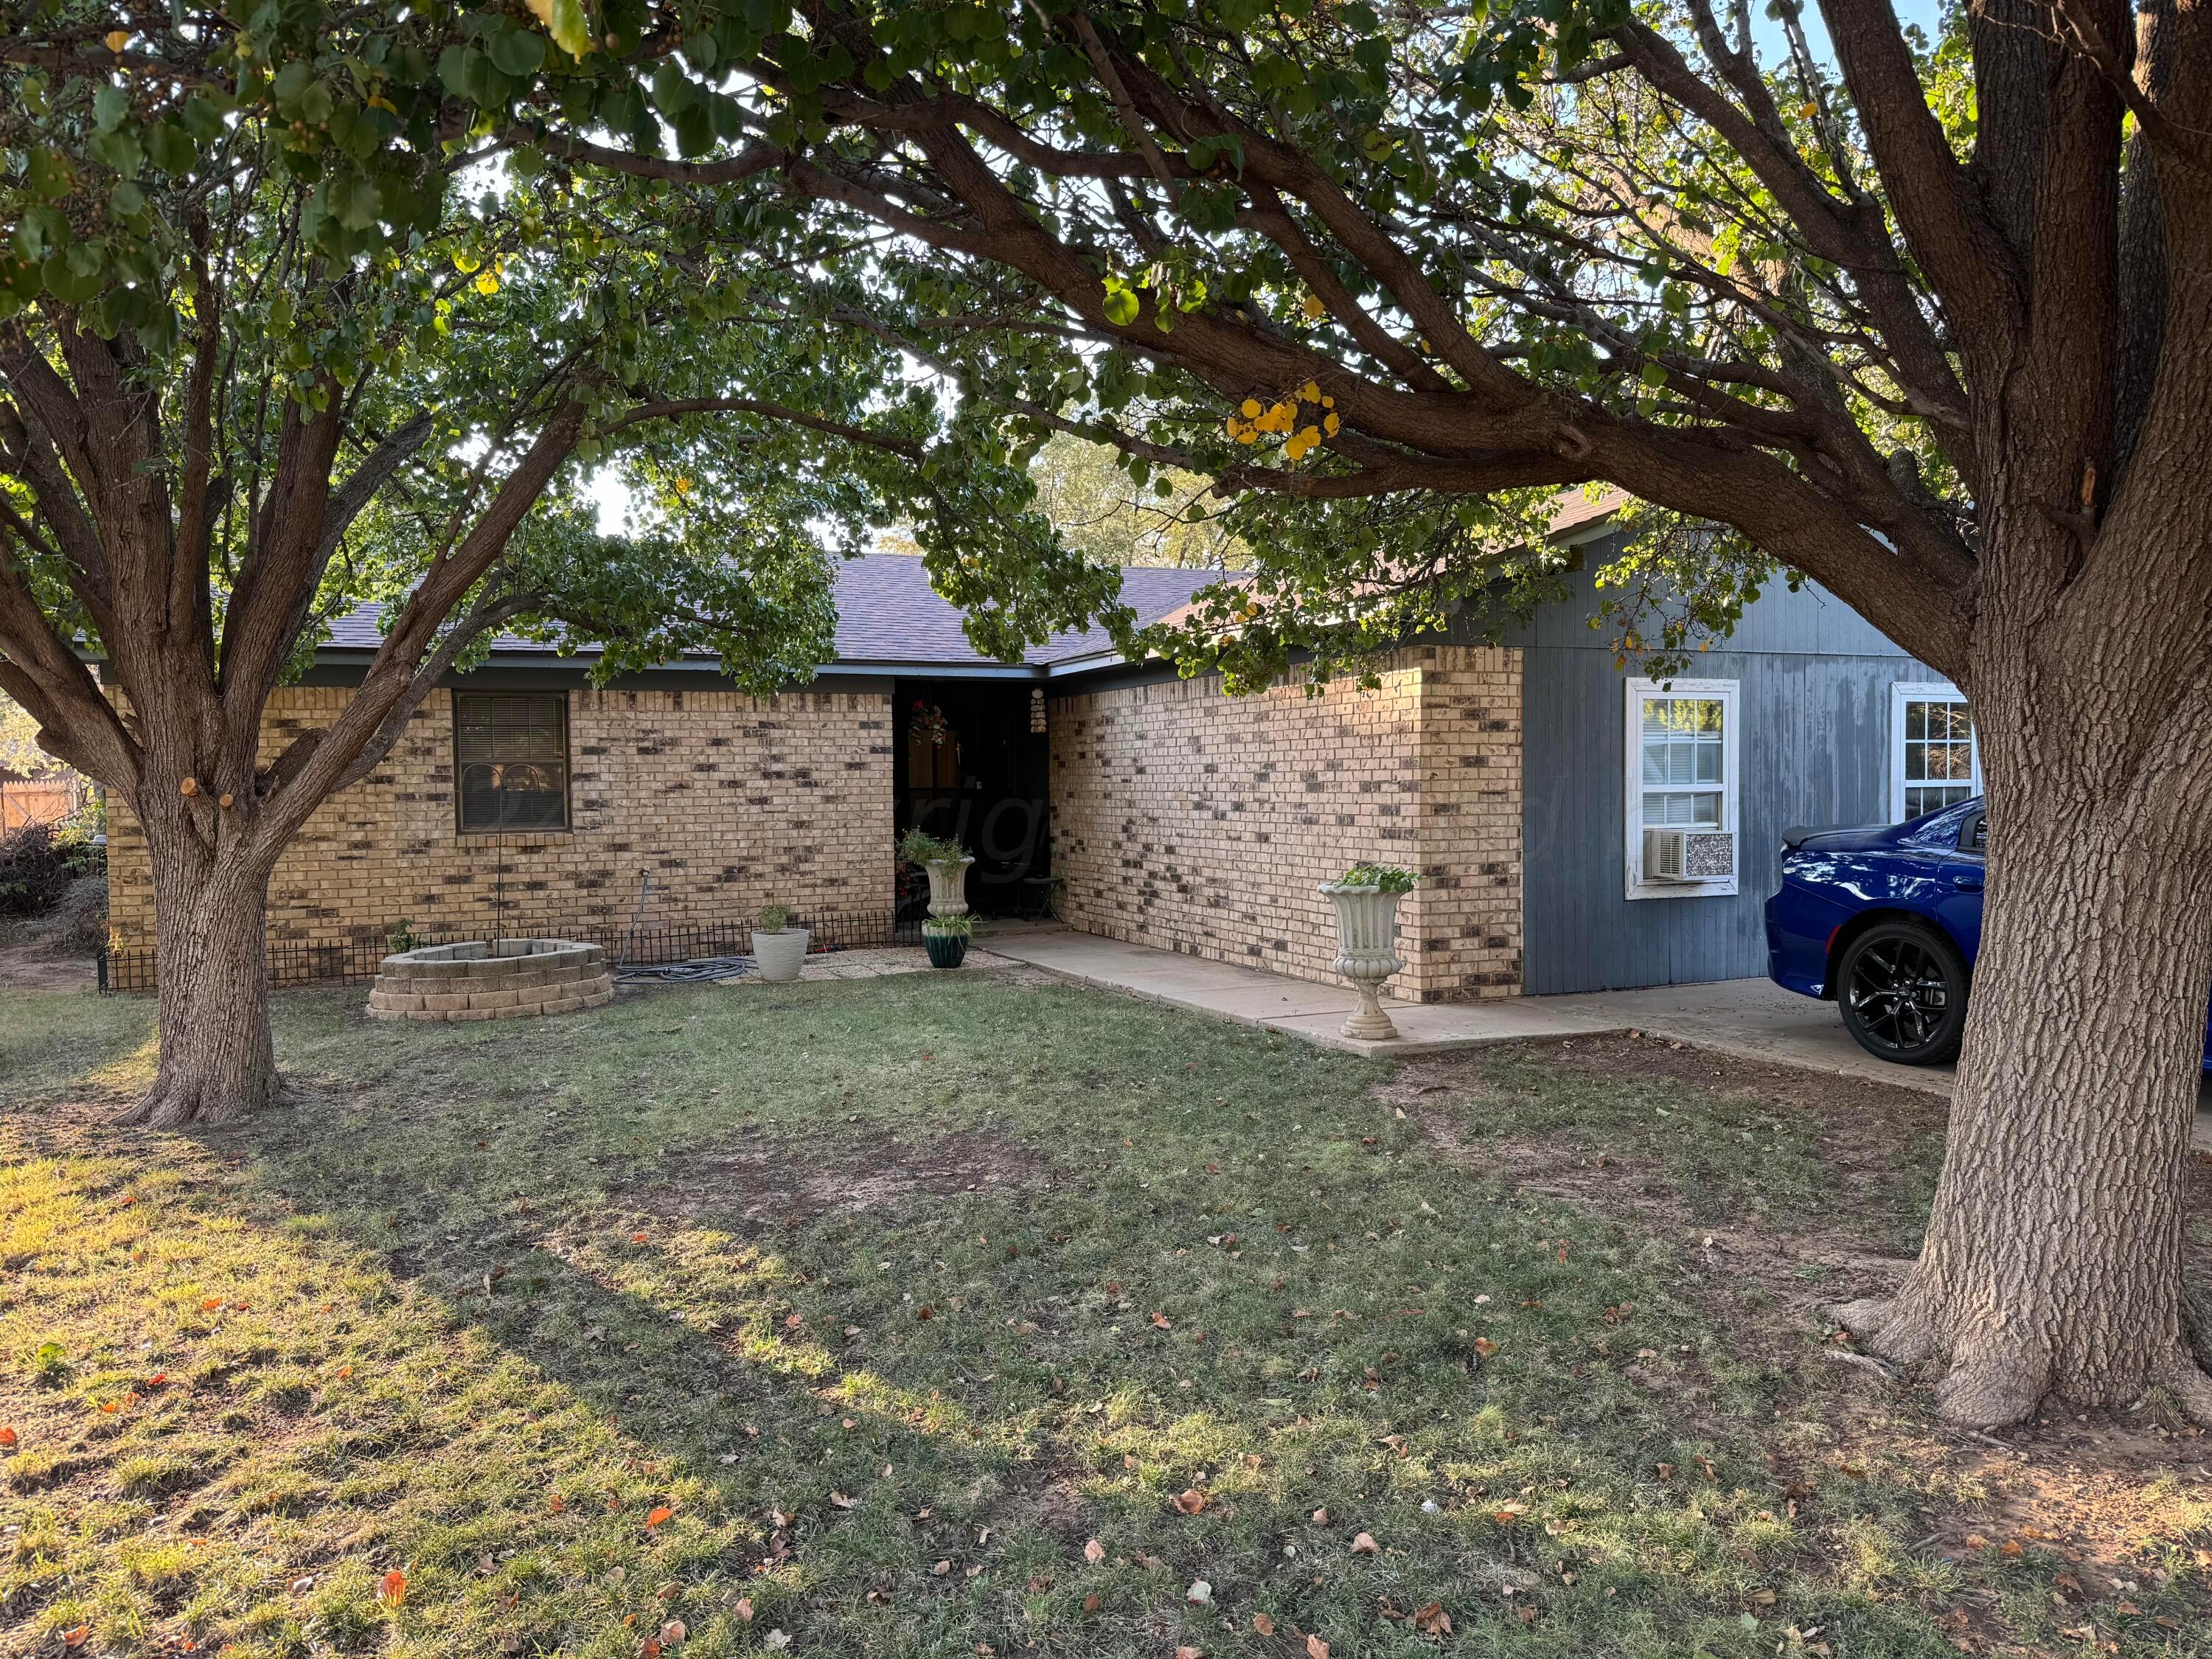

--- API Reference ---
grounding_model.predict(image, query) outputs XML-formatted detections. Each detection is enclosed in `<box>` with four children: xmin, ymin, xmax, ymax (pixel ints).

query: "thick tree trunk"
<box><xmin>114</xmin><ymin>811</ymin><xmax>281</xmax><ymax>1129</ymax></box>
<box><xmin>1838</xmin><ymin>674</ymin><xmax>2212</xmax><ymax>1426</ymax></box>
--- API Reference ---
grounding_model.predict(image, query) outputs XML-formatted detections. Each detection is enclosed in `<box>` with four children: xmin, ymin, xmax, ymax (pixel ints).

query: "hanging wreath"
<box><xmin>911</xmin><ymin>699</ymin><xmax>953</xmax><ymax>747</ymax></box>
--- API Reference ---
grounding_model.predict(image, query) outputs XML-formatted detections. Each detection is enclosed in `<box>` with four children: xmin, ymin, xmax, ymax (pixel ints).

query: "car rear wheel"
<box><xmin>1837</xmin><ymin>922</ymin><xmax>1969</xmax><ymax>1065</ymax></box>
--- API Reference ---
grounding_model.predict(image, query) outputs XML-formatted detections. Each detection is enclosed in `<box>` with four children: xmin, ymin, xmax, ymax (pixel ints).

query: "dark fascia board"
<box><xmin>298</xmin><ymin>644</ymin><xmax>1141</xmax><ymax>688</ymax></box>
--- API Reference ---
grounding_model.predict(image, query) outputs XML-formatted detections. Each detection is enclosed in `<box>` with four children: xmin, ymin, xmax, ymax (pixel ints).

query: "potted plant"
<box><xmin>751</xmin><ymin>902</ymin><xmax>810</xmax><ymax>982</ymax></box>
<box><xmin>922</xmin><ymin>911</ymin><xmax>974</xmax><ymax>970</ymax></box>
<box><xmin>899</xmin><ymin>827</ymin><xmax>975</xmax><ymax>919</ymax></box>
<box><xmin>1315</xmin><ymin>863</ymin><xmax>1416</xmax><ymax>1040</ymax></box>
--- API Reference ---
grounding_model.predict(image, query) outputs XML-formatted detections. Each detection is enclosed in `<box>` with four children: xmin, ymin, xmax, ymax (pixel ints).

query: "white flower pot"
<box><xmin>925</xmin><ymin>858</ymin><xmax>975</xmax><ymax>918</ymax></box>
<box><xmin>1318</xmin><ymin>883</ymin><xmax>1408</xmax><ymax>1040</ymax></box>
<box><xmin>751</xmin><ymin>928</ymin><xmax>810</xmax><ymax>982</ymax></box>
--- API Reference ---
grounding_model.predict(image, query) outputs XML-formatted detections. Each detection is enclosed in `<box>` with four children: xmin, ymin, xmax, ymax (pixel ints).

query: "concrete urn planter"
<box><xmin>751</xmin><ymin>928</ymin><xmax>810</xmax><ymax>982</ymax></box>
<box><xmin>1317</xmin><ymin>883</ymin><xmax>1408</xmax><ymax>1040</ymax></box>
<box><xmin>925</xmin><ymin>857</ymin><xmax>976</xmax><ymax>918</ymax></box>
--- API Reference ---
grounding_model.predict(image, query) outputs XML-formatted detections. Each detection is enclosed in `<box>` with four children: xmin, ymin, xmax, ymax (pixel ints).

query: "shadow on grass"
<box><xmin>7</xmin><ymin>975</ymin><xmax>2179</xmax><ymax>1658</ymax></box>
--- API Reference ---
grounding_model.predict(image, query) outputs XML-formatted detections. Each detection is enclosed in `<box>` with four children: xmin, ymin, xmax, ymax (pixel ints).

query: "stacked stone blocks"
<box><xmin>366</xmin><ymin>939</ymin><xmax>613</xmax><ymax>1023</ymax></box>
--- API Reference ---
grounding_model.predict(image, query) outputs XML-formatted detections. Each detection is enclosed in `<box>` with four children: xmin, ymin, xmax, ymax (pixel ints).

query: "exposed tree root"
<box><xmin>2154</xmin><ymin>1352</ymin><xmax>2212</xmax><ymax>1424</ymax></box>
<box><xmin>1830</xmin><ymin>1291</ymin><xmax>2212</xmax><ymax>1430</ymax></box>
<box><xmin>114</xmin><ymin>1073</ymin><xmax>279</xmax><ymax>1129</ymax></box>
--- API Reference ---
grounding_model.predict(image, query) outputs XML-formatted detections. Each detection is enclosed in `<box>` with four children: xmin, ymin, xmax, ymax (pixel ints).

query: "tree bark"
<box><xmin>1836</xmin><ymin>508</ymin><xmax>2212</xmax><ymax>1425</ymax></box>
<box><xmin>114</xmin><ymin>804</ymin><xmax>281</xmax><ymax>1129</ymax></box>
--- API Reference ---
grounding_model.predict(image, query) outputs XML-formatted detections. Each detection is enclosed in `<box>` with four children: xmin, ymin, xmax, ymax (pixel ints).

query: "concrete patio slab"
<box><xmin>976</xmin><ymin>925</ymin><xmax>2212</xmax><ymax>1150</ymax></box>
<box><xmin>978</xmin><ymin>925</ymin><xmax>1610</xmax><ymax>1051</ymax></box>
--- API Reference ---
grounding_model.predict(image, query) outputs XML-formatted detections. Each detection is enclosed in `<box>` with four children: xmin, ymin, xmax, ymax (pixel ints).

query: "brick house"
<box><xmin>107</xmin><ymin>518</ymin><xmax>1949</xmax><ymax>1000</ymax></box>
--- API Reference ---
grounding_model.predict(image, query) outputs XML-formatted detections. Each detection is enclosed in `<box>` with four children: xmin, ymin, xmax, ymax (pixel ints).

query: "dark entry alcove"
<box><xmin>894</xmin><ymin>678</ymin><xmax>1050</xmax><ymax>918</ymax></box>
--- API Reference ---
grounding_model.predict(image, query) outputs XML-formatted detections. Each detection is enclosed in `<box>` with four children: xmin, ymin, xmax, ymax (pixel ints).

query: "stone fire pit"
<box><xmin>367</xmin><ymin>939</ymin><xmax>613</xmax><ymax>1023</ymax></box>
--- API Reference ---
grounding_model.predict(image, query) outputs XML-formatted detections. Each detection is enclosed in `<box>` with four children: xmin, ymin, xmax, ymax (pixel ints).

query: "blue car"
<box><xmin>1764</xmin><ymin>797</ymin><xmax>2212</xmax><ymax>1068</ymax></box>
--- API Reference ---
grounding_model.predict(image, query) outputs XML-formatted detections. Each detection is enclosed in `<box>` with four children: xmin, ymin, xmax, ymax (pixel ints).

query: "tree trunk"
<box><xmin>1837</xmin><ymin>688</ymin><xmax>2212</xmax><ymax>1427</ymax></box>
<box><xmin>114</xmin><ymin>809</ymin><xmax>281</xmax><ymax>1130</ymax></box>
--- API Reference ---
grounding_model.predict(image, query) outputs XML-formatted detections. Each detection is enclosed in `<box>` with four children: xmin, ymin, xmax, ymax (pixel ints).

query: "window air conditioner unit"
<box><xmin>1644</xmin><ymin>827</ymin><xmax>1735</xmax><ymax>883</ymax></box>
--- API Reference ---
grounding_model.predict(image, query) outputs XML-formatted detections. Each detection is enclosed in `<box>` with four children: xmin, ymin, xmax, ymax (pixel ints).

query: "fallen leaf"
<box><xmin>1515</xmin><ymin>1604</ymin><xmax>1538</xmax><ymax>1624</ymax></box>
<box><xmin>549</xmin><ymin>1492</ymin><xmax>565</xmax><ymax>1512</ymax></box>
<box><xmin>2000</xmin><ymin>1540</ymin><xmax>2023</xmax><ymax>1557</ymax></box>
<box><xmin>1964</xmin><ymin>1534</ymin><xmax>1990</xmax><ymax>1551</ymax></box>
<box><xmin>380</xmin><ymin>1568</ymin><xmax>408</xmax><ymax>1607</ymax></box>
<box><xmin>1472</xmin><ymin>1337</ymin><xmax>1497</xmax><ymax>1357</ymax></box>
<box><xmin>1082</xmin><ymin>1594</ymin><xmax>1101</xmax><ymax>1613</ymax></box>
<box><xmin>1253</xmin><ymin>1612</ymin><xmax>1276</xmax><ymax>1635</ymax></box>
<box><xmin>1176</xmin><ymin>1649</ymin><xmax>1203</xmax><ymax>1659</ymax></box>
<box><xmin>1186</xmin><ymin>1579</ymin><xmax>1212</xmax><ymax>1604</ymax></box>
<box><xmin>830</xmin><ymin>1491</ymin><xmax>858</xmax><ymax>1509</ymax></box>
<box><xmin>1350</xmin><ymin>1532</ymin><xmax>1379</xmax><ymax>1554</ymax></box>
<box><xmin>632</xmin><ymin>1232</ymin><xmax>650</xmax><ymax>1243</ymax></box>
<box><xmin>762</xmin><ymin>1633</ymin><xmax>790</xmax><ymax>1651</ymax></box>
<box><xmin>0</xmin><ymin>1427</ymin><xmax>16</xmax><ymax>1448</ymax></box>
<box><xmin>1150</xmin><ymin>1311</ymin><xmax>1172</xmax><ymax>1329</ymax></box>
<box><xmin>1413</xmin><ymin>1602</ymin><xmax>1451</xmax><ymax>1635</ymax></box>
<box><xmin>1084</xmin><ymin>1538</ymin><xmax>1105</xmax><ymax>1563</ymax></box>
<box><xmin>1174</xmin><ymin>1489</ymin><xmax>1207</xmax><ymax>1514</ymax></box>
<box><xmin>731</xmin><ymin>1597</ymin><xmax>754</xmax><ymax>1622</ymax></box>
<box><xmin>1311</xmin><ymin>1506</ymin><xmax>1329</xmax><ymax>1524</ymax></box>
<box><xmin>61</xmin><ymin>1627</ymin><xmax>89</xmax><ymax>1649</ymax></box>
<box><xmin>933</xmin><ymin>1560</ymin><xmax>952</xmax><ymax>1576</ymax></box>
<box><xmin>645</xmin><ymin>1506</ymin><xmax>674</xmax><ymax>1528</ymax></box>
<box><xmin>1307</xmin><ymin>1636</ymin><xmax>1331</xmax><ymax>1659</ymax></box>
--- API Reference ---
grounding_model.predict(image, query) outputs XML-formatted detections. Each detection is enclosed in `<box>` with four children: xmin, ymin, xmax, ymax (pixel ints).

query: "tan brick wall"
<box><xmin>106</xmin><ymin>685</ymin><xmax>895</xmax><ymax>947</ymax></box>
<box><xmin>1046</xmin><ymin>647</ymin><xmax>1522</xmax><ymax>1001</ymax></box>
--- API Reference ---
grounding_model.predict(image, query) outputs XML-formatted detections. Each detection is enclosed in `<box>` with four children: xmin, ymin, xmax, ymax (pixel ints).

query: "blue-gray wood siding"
<box><xmin>1480</xmin><ymin>539</ymin><xmax>1940</xmax><ymax>994</ymax></box>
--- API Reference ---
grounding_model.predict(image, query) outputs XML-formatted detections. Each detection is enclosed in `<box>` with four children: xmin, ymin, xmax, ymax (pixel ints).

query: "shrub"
<box><xmin>0</xmin><ymin>824</ymin><xmax>76</xmax><ymax>917</ymax></box>
<box><xmin>922</xmin><ymin>913</ymin><xmax>975</xmax><ymax>938</ymax></box>
<box><xmin>897</xmin><ymin>827</ymin><xmax>968</xmax><ymax>866</ymax></box>
<box><xmin>1335</xmin><ymin>862</ymin><xmax>1416</xmax><ymax>894</ymax></box>
<box><xmin>757</xmin><ymin>902</ymin><xmax>792</xmax><ymax>932</ymax></box>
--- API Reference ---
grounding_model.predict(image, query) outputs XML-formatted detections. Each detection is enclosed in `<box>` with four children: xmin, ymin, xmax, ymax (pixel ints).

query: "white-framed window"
<box><xmin>1624</xmin><ymin>678</ymin><xmax>1739</xmax><ymax>900</ymax></box>
<box><xmin>1890</xmin><ymin>682</ymin><xmax>1980</xmax><ymax>821</ymax></box>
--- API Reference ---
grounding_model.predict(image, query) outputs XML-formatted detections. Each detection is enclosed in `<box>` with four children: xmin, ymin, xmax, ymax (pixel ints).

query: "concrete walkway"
<box><xmin>978</xmin><ymin>926</ymin><xmax>1618</xmax><ymax>1054</ymax></box>
<box><xmin>977</xmin><ymin>925</ymin><xmax>2212</xmax><ymax>1149</ymax></box>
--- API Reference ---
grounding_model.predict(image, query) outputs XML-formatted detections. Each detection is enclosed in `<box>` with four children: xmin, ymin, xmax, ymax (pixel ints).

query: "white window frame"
<box><xmin>1624</xmin><ymin>677</ymin><xmax>1740</xmax><ymax>900</ymax></box>
<box><xmin>1889</xmin><ymin>681</ymin><xmax>1982</xmax><ymax>823</ymax></box>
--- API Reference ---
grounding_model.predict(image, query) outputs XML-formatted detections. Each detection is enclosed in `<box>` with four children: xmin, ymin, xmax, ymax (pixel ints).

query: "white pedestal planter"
<box><xmin>925</xmin><ymin>858</ymin><xmax>976</xmax><ymax>918</ymax></box>
<box><xmin>1318</xmin><ymin>883</ymin><xmax>1408</xmax><ymax>1040</ymax></box>
<box><xmin>751</xmin><ymin>928</ymin><xmax>810</xmax><ymax>982</ymax></box>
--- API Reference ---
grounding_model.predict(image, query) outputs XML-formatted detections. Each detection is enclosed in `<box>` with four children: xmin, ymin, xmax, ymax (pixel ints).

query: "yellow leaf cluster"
<box><xmin>1222</xmin><ymin>380</ymin><xmax>1342</xmax><ymax>456</ymax></box>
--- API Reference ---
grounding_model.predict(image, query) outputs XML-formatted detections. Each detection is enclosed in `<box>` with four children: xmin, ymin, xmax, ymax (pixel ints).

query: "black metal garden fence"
<box><xmin>97</xmin><ymin>905</ymin><xmax>917</xmax><ymax>995</ymax></box>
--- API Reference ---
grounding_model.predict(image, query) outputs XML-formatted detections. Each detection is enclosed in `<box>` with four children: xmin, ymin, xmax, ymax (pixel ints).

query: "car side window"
<box><xmin>1960</xmin><ymin>812</ymin><xmax>1986</xmax><ymax>856</ymax></box>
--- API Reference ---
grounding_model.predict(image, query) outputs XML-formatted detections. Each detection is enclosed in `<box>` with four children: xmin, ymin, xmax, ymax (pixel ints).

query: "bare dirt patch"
<box><xmin>635</xmin><ymin>1124</ymin><xmax>1057</xmax><ymax>1233</ymax></box>
<box><xmin>1379</xmin><ymin>1033</ymin><xmax>2212</xmax><ymax>1601</ymax></box>
<box><xmin>0</xmin><ymin>941</ymin><xmax>97</xmax><ymax>992</ymax></box>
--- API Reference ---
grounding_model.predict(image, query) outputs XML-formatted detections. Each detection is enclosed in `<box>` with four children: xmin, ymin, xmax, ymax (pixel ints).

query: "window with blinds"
<box><xmin>453</xmin><ymin>692</ymin><xmax>570</xmax><ymax>833</ymax></box>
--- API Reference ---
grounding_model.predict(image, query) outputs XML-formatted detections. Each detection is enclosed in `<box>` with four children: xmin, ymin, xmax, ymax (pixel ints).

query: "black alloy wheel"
<box><xmin>1837</xmin><ymin>922</ymin><xmax>1969</xmax><ymax>1065</ymax></box>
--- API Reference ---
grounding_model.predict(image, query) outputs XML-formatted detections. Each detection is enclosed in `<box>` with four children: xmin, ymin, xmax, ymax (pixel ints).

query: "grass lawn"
<box><xmin>3</xmin><ymin>963</ymin><xmax>2209</xmax><ymax>1658</ymax></box>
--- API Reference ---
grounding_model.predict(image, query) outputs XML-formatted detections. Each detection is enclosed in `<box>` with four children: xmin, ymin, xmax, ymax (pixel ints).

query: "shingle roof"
<box><xmin>319</xmin><ymin>554</ymin><xmax>1228</xmax><ymax>672</ymax></box>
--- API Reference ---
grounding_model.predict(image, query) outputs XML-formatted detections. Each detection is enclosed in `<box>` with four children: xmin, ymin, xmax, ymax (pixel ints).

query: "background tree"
<box><xmin>1</xmin><ymin>690</ymin><xmax>60</xmax><ymax>776</ymax></box>
<box><xmin>1026</xmin><ymin>429</ymin><xmax>1250</xmax><ymax>568</ymax></box>
<box><xmin>0</xmin><ymin>1</ymin><xmax>1069</xmax><ymax>1127</ymax></box>
<box><xmin>505</xmin><ymin>0</ymin><xmax>2212</xmax><ymax>1425</ymax></box>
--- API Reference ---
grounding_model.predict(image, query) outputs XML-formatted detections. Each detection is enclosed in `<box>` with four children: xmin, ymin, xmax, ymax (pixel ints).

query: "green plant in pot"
<box><xmin>751</xmin><ymin>902</ymin><xmax>810</xmax><ymax>982</ymax></box>
<box><xmin>921</xmin><ymin>911</ymin><xmax>973</xmax><ymax>970</ymax></box>
<box><xmin>899</xmin><ymin>827</ymin><xmax>976</xmax><ymax>919</ymax></box>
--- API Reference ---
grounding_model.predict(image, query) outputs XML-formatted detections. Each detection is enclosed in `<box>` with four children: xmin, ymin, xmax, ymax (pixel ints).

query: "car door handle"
<box><xmin>1950</xmin><ymin>872</ymin><xmax>1983</xmax><ymax>892</ymax></box>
